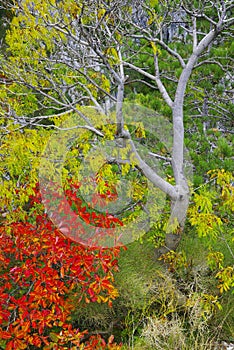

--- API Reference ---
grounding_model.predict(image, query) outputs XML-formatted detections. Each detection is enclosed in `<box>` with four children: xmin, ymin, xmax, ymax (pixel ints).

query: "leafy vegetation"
<box><xmin>0</xmin><ymin>0</ymin><xmax>233</xmax><ymax>349</ymax></box>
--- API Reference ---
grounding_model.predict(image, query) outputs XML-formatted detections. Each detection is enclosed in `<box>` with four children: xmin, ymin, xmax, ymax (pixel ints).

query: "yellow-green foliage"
<box><xmin>216</xmin><ymin>266</ymin><xmax>234</xmax><ymax>294</ymax></box>
<box><xmin>188</xmin><ymin>170</ymin><xmax>233</xmax><ymax>238</ymax></box>
<box><xmin>0</xmin><ymin>0</ymin><xmax>114</xmax><ymax>117</ymax></box>
<box><xmin>188</xmin><ymin>189</ymin><xmax>222</xmax><ymax>238</ymax></box>
<box><xmin>0</xmin><ymin>108</ymin><xmax>150</xmax><ymax>231</ymax></box>
<box><xmin>0</xmin><ymin>128</ymin><xmax>50</xmax><ymax>222</ymax></box>
<box><xmin>187</xmin><ymin>170</ymin><xmax>234</xmax><ymax>295</ymax></box>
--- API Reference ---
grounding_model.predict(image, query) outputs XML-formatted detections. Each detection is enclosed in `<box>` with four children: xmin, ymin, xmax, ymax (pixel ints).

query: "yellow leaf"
<box><xmin>151</xmin><ymin>41</ymin><xmax>161</xmax><ymax>55</ymax></box>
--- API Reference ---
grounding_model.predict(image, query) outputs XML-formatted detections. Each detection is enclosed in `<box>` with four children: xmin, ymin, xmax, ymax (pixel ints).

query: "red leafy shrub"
<box><xmin>0</xmin><ymin>183</ymin><xmax>123</xmax><ymax>349</ymax></box>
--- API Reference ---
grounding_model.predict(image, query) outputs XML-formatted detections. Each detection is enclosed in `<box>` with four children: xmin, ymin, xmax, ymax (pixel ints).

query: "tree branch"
<box><xmin>153</xmin><ymin>54</ymin><xmax>174</xmax><ymax>108</ymax></box>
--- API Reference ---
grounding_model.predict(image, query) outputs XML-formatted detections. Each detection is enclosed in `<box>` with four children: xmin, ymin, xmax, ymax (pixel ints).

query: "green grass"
<box><xmin>70</xmin><ymin>228</ymin><xmax>234</xmax><ymax>347</ymax></box>
<box><xmin>178</xmin><ymin>228</ymin><xmax>234</xmax><ymax>341</ymax></box>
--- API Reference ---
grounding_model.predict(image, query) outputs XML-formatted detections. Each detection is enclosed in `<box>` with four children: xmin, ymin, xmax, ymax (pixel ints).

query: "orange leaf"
<box><xmin>60</xmin><ymin>266</ymin><xmax>64</xmax><ymax>278</ymax></box>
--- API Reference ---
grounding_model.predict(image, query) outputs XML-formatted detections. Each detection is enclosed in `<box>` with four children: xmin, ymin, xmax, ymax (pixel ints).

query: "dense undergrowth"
<box><xmin>70</xmin><ymin>228</ymin><xmax>233</xmax><ymax>349</ymax></box>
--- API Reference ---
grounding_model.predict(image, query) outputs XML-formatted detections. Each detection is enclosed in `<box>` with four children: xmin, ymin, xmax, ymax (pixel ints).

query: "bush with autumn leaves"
<box><xmin>0</xmin><ymin>181</ymin><xmax>123</xmax><ymax>349</ymax></box>
<box><xmin>0</xmin><ymin>124</ymin><xmax>233</xmax><ymax>349</ymax></box>
<box><xmin>0</xmin><ymin>158</ymin><xmax>233</xmax><ymax>349</ymax></box>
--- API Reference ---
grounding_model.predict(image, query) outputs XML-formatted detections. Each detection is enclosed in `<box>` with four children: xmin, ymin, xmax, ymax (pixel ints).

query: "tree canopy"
<box><xmin>1</xmin><ymin>0</ymin><xmax>233</xmax><ymax>250</ymax></box>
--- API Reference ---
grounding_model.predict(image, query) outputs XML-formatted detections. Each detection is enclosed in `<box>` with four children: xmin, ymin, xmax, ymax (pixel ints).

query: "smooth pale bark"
<box><xmin>124</xmin><ymin>25</ymin><xmax>227</xmax><ymax>256</ymax></box>
<box><xmin>116</xmin><ymin>82</ymin><xmax>125</xmax><ymax>137</ymax></box>
<box><xmin>159</xmin><ymin>27</ymin><xmax>225</xmax><ymax>255</ymax></box>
